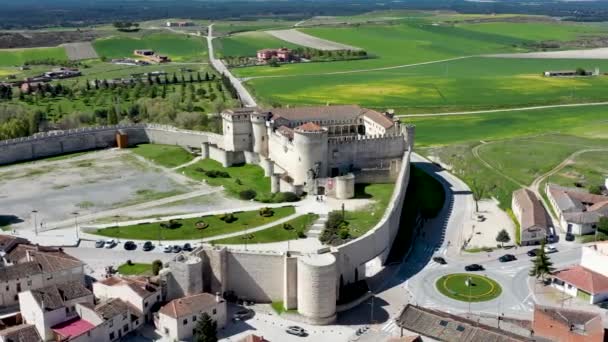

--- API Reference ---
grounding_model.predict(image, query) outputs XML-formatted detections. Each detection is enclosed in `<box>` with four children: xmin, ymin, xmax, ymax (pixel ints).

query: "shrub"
<box><xmin>239</xmin><ymin>189</ymin><xmax>257</xmax><ymax>200</ymax></box>
<box><xmin>205</xmin><ymin>170</ymin><xmax>230</xmax><ymax>178</ymax></box>
<box><xmin>283</xmin><ymin>223</ymin><xmax>294</xmax><ymax>231</ymax></box>
<box><xmin>259</xmin><ymin>207</ymin><xmax>274</xmax><ymax>217</ymax></box>
<box><xmin>127</xmin><ymin>259</ymin><xmax>133</xmax><ymax>266</ymax></box>
<box><xmin>195</xmin><ymin>221</ymin><xmax>209</xmax><ymax>230</ymax></box>
<box><xmin>589</xmin><ymin>185</ymin><xmax>603</xmax><ymax>195</ymax></box>
<box><xmin>339</xmin><ymin>227</ymin><xmax>350</xmax><ymax>240</ymax></box>
<box><xmin>235</xmin><ymin>178</ymin><xmax>242</xmax><ymax>185</ymax></box>
<box><xmin>219</xmin><ymin>213</ymin><xmax>237</xmax><ymax>223</ymax></box>
<box><xmin>161</xmin><ymin>219</ymin><xmax>182</xmax><ymax>229</ymax></box>
<box><xmin>297</xmin><ymin>229</ymin><xmax>306</xmax><ymax>238</ymax></box>
<box><xmin>152</xmin><ymin>260</ymin><xmax>163</xmax><ymax>276</ymax></box>
<box><xmin>275</xmin><ymin>192</ymin><xmax>299</xmax><ymax>202</ymax></box>
<box><xmin>326</xmin><ymin>212</ymin><xmax>345</xmax><ymax>230</ymax></box>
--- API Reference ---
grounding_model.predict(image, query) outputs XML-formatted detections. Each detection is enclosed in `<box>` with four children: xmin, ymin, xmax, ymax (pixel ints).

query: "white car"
<box><xmin>163</xmin><ymin>245</ymin><xmax>173</xmax><ymax>253</ymax></box>
<box><xmin>544</xmin><ymin>245</ymin><xmax>557</xmax><ymax>254</ymax></box>
<box><xmin>105</xmin><ymin>239</ymin><xmax>117</xmax><ymax>249</ymax></box>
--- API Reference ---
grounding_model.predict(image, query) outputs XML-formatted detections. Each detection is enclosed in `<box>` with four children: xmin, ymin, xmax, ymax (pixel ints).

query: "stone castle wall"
<box><xmin>328</xmin><ymin>134</ymin><xmax>406</xmax><ymax>170</ymax></box>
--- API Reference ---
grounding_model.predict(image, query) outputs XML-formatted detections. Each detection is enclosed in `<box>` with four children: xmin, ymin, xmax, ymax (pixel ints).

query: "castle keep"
<box><xmin>219</xmin><ymin>105</ymin><xmax>414</xmax><ymax>198</ymax></box>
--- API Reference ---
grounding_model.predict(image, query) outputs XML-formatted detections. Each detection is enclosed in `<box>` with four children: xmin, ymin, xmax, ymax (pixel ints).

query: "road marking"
<box><xmin>381</xmin><ymin>320</ymin><xmax>398</xmax><ymax>333</ymax></box>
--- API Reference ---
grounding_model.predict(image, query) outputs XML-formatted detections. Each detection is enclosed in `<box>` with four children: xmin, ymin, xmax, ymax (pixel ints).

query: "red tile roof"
<box><xmin>554</xmin><ymin>265</ymin><xmax>608</xmax><ymax>294</ymax></box>
<box><xmin>512</xmin><ymin>188</ymin><xmax>549</xmax><ymax>231</ymax></box>
<box><xmin>295</xmin><ymin>122</ymin><xmax>324</xmax><ymax>132</ymax></box>
<box><xmin>159</xmin><ymin>293</ymin><xmax>220</xmax><ymax>319</ymax></box>
<box><xmin>52</xmin><ymin>318</ymin><xmax>95</xmax><ymax>339</ymax></box>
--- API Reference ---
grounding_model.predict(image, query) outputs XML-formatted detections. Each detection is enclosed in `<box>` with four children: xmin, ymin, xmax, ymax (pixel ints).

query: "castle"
<box><xmin>218</xmin><ymin>105</ymin><xmax>414</xmax><ymax>199</ymax></box>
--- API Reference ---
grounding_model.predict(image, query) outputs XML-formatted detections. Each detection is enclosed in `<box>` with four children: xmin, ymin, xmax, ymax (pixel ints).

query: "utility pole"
<box><xmin>32</xmin><ymin>210</ymin><xmax>38</xmax><ymax>236</ymax></box>
<box><xmin>72</xmin><ymin>212</ymin><xmax>79</xmax><ymax>240</ymax></box>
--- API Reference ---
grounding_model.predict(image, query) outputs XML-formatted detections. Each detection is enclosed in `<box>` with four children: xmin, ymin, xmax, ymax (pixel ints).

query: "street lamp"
<box><xmin>72</xmin><ymin>212</ymin><xmax>79</xmax><ymax>240</ymax></box>
<box><xmin>31</xmin><ymin>210</ymin><xmax>38</xmax><ymax>236</ymax></box>
<box><xmin>114</xmin><ymin>215</ymin><xmax>121</xmax><ymax>243</ymax></box>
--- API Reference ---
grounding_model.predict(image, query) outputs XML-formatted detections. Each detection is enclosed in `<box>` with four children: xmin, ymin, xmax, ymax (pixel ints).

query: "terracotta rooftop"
<box><xmin>51</xmin><ymin>318</ymin><xmax>95</xmax><ymax>339</ymax></box>
<box><xmin>396</xmin><ymin>304</ymin><xmax>531</xmax><ymax>342</ymax></box>
<box><xmin>512</xmin><ymin>188</ymin><xmax>549</xmax><ymax>231</ymax></box>
<box><xmin>276</xmin><ymin>125</ymin><xmax>294</xmax><ymax>139</ymax></box>
<box><xmin>0</xmin><ymin>261</ymin><xmax>42</xmax><ymax>282</ymax></box>
<box><xmin>159</xmin><ymin>293</ymin><xmax>220</xmax><ymax>319</ymax></box>
<box><xmin>295</xmin><ymin>122</ymin><xmax>324</xmax><ymax>132</ymax></box>
<box><xmin>27</xmin><ymin>249</ymin><xmax>83</xmax><ymax>273</ymax></box>
<box><xmin>0</xmin><ymin>324</ymin><xmax>42</xmax><ymax>342</ymax></box>
<box><xmin>95</xmin><ymin>298</ymin><xmax>140</xmax><ymax>320</ymax></box>
<box><xmin>98</xmin><ymin>276</ymin><xmax>159</xmax><ymax>298</ymax></box>
<box><xmin>239</xmin><ymin>334</ymin><xmax>269</xmax><ymax>342</ymax></box>
<box><xmin>30</xmin><ymin>281</ymin><xmax>91</xmax><ymax>311</ymax></box>
<box><xmin>0</xmin><ymin>235</ymin><xmax>28</xmax><ymax>253</ymax></box>
<box><xmin>534</xmin><ymin>305</ymin><xmax>601</xmax><ymax>328</ymax></box>
<box><xmin>554</xmin><ymin>265</ymin><xmax>608</xmax><ymax>294</ymax></box>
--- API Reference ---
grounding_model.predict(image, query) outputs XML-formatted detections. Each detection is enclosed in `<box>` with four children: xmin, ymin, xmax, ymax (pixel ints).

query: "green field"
<box><xmin>545</xmin><ymin>150</ymin><xmax>608</xmax><ymax>190</ymax></box>
<box><xmin>436</xmin><ymin>273</ymin><xmax>502</xmax><ymax>302</ymax></box>
<box><xmin>130</xmin><ymin>144</ymin><xmax>194</xmax><ymax>168</ymax></box>
<box><xmin>117</xmin><ymin>263</ymin><xmax>152</xmax><ymax>275</ymax></box>
<box><xmin>0</xmin><ymin>47</ymin><xmax>67</xmax><ymax>67</ymax></box>
<box><xmin>215</xmin><ymin>213</ymin><xmax>318</xmax><ymax>244</ymax></box>
<box><xmin>93</xmin><ymin>33</ymin><xmax>207</xmax><ymax>61</ymax></box>
<box><xmin>212</xmin><ymin>19</ymin><xmax>297</xmax><ymax>35</ymax></box>
<box><xmin>94</xmin><ymin>206</ymin><xmax>295</xmax><ymax>240</ymax></box>
<box><xmin>213</xmin><ymin>31</ymin><xmax>301</xmax><ymax>58</ymax></box>
<box><xmin>457</xmin><ymin>21</ymin><xmax>606</xmax><ymax>42</ymax></box>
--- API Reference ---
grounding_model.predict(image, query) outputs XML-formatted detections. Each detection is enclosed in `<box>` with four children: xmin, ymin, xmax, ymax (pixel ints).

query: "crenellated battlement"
<box><xmin>328</xmin><ymin>132</ymin><xmax>406</xmax><ymax>145</ymax></box>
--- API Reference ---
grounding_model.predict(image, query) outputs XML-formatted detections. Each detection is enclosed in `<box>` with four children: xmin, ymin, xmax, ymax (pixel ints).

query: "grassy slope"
<box><xmin>215</xmin><ymin>213</ymin><xmax>318</xmax><ymax>244</ymax></box>
<box><xmin>345</xmin><ymin>183</ymin><xmax>395</xmax><ymax>238</ymax></box>
<box><xmin>95</xmin><ymin>206</ymin><xmax>295</xmax><ymax>240</ymax></box>
<box><xmin>93</xmin><ymin>33</ymin><xmax>207</xmax><ymax>61</ymax></box>
<box><xmin>545</xmin><ymin>150</ymin><xmax>608</xmax><ymax>189</ymax></box>
<box><xmin>130</xmin><ymin>144</ymin><xmax>194</xmax><ymax>168</ymax></box>
<box><xmin>457</xmin><ymin>22</ymin><xmax>607</xmax><ymax>42</ymax></box>
<box><xmin>180</xmin><ymin>159</ymin><xmax>270</xmax><ymax>197</ymax></box>
<box><xmin>213</xmin><ymin>31</ymin><xmax>301</xmax><ymax>57</ymax></box>
<box><xmin>0</xmin><ymin>47</ymin><xmax>67</xmax><ymax>67</ymax></box>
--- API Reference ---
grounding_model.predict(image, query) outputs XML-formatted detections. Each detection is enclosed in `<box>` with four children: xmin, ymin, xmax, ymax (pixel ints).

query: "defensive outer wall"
<box><xmin>0</xmin><ymin>125</ymin><xmax>412</xmax><ymax>325</ymax></box>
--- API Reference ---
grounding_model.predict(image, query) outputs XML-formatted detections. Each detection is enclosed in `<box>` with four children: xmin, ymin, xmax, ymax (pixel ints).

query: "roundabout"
<box><xmin>436</xmin><ymin>273</ymin><xmax>502</xmax><ymax>302</ymax></box>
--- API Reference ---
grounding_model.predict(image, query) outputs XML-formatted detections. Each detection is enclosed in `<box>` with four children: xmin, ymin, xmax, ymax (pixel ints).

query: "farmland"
<box><xmin>93</xmin><ymin>33</ymin><xmax>207</xmax><ymax>61</ymax></box>
<box><xmin>213</xmin><ymin>31</ymin><xmax>301</xmax><ymax>58</ymax></box>
<box><xmin>0</xmin><ymin>47</ymin><xmax>67</xmax><ymax>67</ymax></box>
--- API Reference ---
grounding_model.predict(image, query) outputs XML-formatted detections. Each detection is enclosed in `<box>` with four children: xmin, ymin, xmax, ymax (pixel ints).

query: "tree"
<box><xmin>599</xmin><ymin>217</ymin><xmax>608</xmax><ymax>235</ymax></box>
<box><xmin>151</xmin><ymin>260</ymin><xmax>163</xmax><ymax>276</ymax></box>
<box><xmin>589</xmin><ymin>185</ymin><xmax>603</xmax><ymax>195</ymax></box>
<box><xmin>193</xmin><ymin>312</ymin><xmax>217</xmax><ymax>342</ymax></box>
<box><xmin>496</xmin><ymin>229</ymin><xmax>510</xmax><ymax>247</ymax></box>
<box><xmin>529</xmin><ymin>241</ymin><xmax>555</xmax><ymax>283</ymax></box>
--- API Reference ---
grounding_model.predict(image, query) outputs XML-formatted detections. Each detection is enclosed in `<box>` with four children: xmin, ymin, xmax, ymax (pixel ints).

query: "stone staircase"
<box><xmin>306</xmin><ymin>213</ymin><xmax>327</xmax><ymax>238</ymax></box>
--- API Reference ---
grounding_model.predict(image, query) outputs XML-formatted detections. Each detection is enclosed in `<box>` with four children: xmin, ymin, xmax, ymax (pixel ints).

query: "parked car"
<box><xmin>123</xmin><ymin>241</ymin><xmax>136</xmax><ymax>250</ymax></box>
<box><xmin>544</xmin><ymin>245</ymin><xmax>558</xmax><ymax>254</ymax></box>
<box><xmin>565</xmin><ymin>233</ymin><xmax>575</xmax><ymax>242</ymax></box>
<box><xmin>142</xmin><ymin>241</ymin><xmax>154</xmax><ymax>251</ymax></box>
<box><xmin>163</xmin><ymin>245</ymin><xmax>173</xmax><ymax>253</ymax></box>
<box><xmin>172</xmin><ymin>245</ymin><xmax>182</xmax><ymax>253</ymax></box>
<box><xmin>286</xmin><ymin>326</ymin><xmax>307</xmax><ymax>336</ymax></box>
<box><xmin>527</xmin><ymin>249</ymin><xmax>541</xmax><ymax>257</ymax></box>
<box><xmin>95</xmin><ymin>240</ymin><xmax>105</xmax><ymax>248</ymax></box>
<box><xmin>182</xmin><ymin>243</ymin><xmax>193</xmax><ymax>252</ymax></box>
<box><xmin>233</xmin><ymin>309</ymin><xmax>254</xmax><ymax>321</ymax></box>
<box><xmin>432</xmin><ymin>256</ymin><xmax>447</xmax><ymax>265</ymax></box>
<box><xmin>464</xmin><ymin>264</ymin><xmax>484</xmax><ymax>271</ymax></box>
<box><xmin>499</xmin><ymin>254</ymin><xmax>516</xmax><ymax>263</ymax></box>
<box><xmin>105</xmin><ymin>239</ymin><xmax>117</xmax><ymax>249</ymax></box>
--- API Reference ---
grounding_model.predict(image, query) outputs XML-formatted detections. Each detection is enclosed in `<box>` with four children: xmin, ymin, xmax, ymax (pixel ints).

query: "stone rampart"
<box><xmin>328</xmin><ymin>134</ymin><xmax>406</xmax><ymax>170</ymax></box>
<box><xmin>335</xmin><ymin>151</ymin><xmax>411</xmax><ymax>283</ymax></box>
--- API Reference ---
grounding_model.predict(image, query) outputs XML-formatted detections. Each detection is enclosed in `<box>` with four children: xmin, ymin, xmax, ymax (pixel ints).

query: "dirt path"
<box><xmin>397</xmin><ymin>101</ymin><xmax>608</xmax><ymax>118</ymax></box>
<box><xmin>267</xmin><ymin>29</ymin><xmax>361</xmax><ymax>51</ymax></box>
<box><xmin>471</xmin><ymin>142</ymin><xmax>526</xmax><ymax>188</ymax></box>
<box><xmin>484</xmin><ymin>47</ymin><xmax>608</xmax><ymax>59</ymax></box>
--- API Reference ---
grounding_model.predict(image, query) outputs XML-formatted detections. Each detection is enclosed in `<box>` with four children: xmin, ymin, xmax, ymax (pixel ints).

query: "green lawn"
<box><xmin>213</xmin><ymin>31</ymin><xmax>301</xmax><ymax>58</ymax></box>
<box><xmin>214</xmin><ymin>213</ymin><xmax>318</xmax><ymax>244</ymax></box>
<box><xmin>130</xmin><ymin>144</ymin><xmax>194</xmax><ymax>168</ymax></box>
<box><xmin>436</xmin><ymin>273</ymin><xmax>502</xmax><ymax>302</ymax></box>
<box><xmin>0</xmin><ymin>47</ymin><xmax>68</xmax><ymax>67</ymax></box>
<box><xmin>344</xmin><ymin>183</ymin><xmax>395</xmax><ymax>238</ymax></box>
<box><xmin>545</xmin><ymin>150</ymin><xmax>608</xmax><ymax>190</ymax></box>
<box><xmin>213</xmin><ymin>19</ymin><xmax>297</xmax><ymax>35</ymax></box>
<box><xmin>457</xmin><ymin>21</ymin><xmax>607</xmax><ymax>42</ymax></box>
<box><xmin>117</xmin><ymin>263</ymin><xmax>152</xmax><ymax>275</ymax></box>
<box><xmin>94</xmin><ymin>206</ymin><xmax>295</xmax><ymax>240</ymax></box>
<box><xmin>93</xmin><ymin>33</ymin><xmax>207</xmax><ymax>61</ymax></box>
<box><xmin>180</xmin><ymin>159</ymin><xmax>271</xmax><ymax>198</ymax></box>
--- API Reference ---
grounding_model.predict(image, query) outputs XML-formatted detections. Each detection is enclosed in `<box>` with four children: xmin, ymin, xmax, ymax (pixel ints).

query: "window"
<box><xmin>122</xmin><ymin>313</ymin><xmax>127</xmax><ymax>320</ymax></box>
<box><xmin>27</xmin><ymin>280</ymin><xmax>32</xmax><ymax>286</ymax></box>
<box><xmin>193</xmin><ymin>316</ymin><xmax>197</xmax><ymax>321</ymax></box>
<box><xmin>123</xmin><ymin>324</ymin><xmax>128</xmax><ymax>333</ymax></box>
<box><xmin>16</xmin><ymin>283</ymin><xmax>20</xmax><ymax>292</ymax></box>
<box><xmin>109</xmin><ymin>332</ymin><xmax>115</xmax><ymax>340</ymax></box>
<box><xmin>109</xmin><ymin>321</ymin><xmax>113</xmax><ymax>328</ymax></box>
<box><xmin>144</xmin><ymin>302</ymin><xmax>148</xmax><ymax>308</ymax></box>
<box><xmin>183</xmin><ymin>319</ymin><xmax>188</xmax><ymax>325</ymax></box>
<box><xmin>439</xmin><ymin>320</ymin><xmax>448</xmax><ymax>327</ymax></box>
<box><xmin>456</xmin><ymin>325</ymin><xmax>465</xmax><ymax>332</ymax></box>
<box><xmin>65</xmin><ymin>308</ymin><xmax>69</xmax><ymax>314</ymax></box>
<box><xmin>212</xmin><ymin>309</ymin><xmax>217</xmax><ymax>315</ymax></box>
<box><xmin>157</xmin><ymin>295</ymin><xmax>160</xmax><ymax>300</ymax></box>
<box><xmin>13</xmin><ymin>295</ymin><xmax>17</xmax><ymax>301</ymax></box>
<box><xmin>164</xmin><ymin>328</ymin><xmax>169</xmax><ymax>334</ymax></box>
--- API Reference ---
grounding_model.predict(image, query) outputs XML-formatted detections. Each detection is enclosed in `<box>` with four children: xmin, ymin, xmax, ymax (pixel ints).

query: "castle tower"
<box><xmin>292</xmin><ymin>123</ymin><xmax>328</xmax><ymax>186</ymax></box>
<box><xmin>221</xmin><ymin>108</ymin><xmax>254</xmax><ymax>151</ymax></box>
<box><xmin>403</xmin><ymin>124</ymin><xmax>415</xmax><ymax>151</ymax></box>
<box><xmin>163</xmin><ymin>254</ymin><xmax>203</xmax><ymax>300</ymax></box>
<box><xmin>250</xmin><ymin>111</ymin><xmax>269</xmax><ymax>157</ymax></box>
<box><xmin>297</xmin><ymin>253</ymin><xmax>337</xmax><ymax>325</ymax></box>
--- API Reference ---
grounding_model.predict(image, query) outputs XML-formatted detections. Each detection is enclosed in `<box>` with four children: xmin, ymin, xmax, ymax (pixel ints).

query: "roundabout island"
<box><xmin>436</xmin><ymin>273</ymin><xmax>502</xmax><ymax>303</ymax></box>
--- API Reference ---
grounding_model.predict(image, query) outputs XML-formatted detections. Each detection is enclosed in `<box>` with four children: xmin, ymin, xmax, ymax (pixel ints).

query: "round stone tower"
<box><xmin>250</xmin><ymin>111</ymin><xmax>269</xmax><ymax>156</ymax></box>
<box><xmin>404</xmin><ymin>124</ymin><xmax>415</xmax><ymax>151</ymax></box>
<box><xmin>292</xmin><ymin>123</ymin><xmax>328</xmax><ymax>186</ymax></box>
<box><xmin>297</xmin><ymin>253</ymin><xmax>337</xmax><ymax>325</ymax></box>
<box><xmin>165</xmin><ymin>254</ymin><xmax>203</xmax><ymax>300</ymax></box>
<box><xmin>335</xmin><ymin>173</ymin><xmax>355</xmax><ymax>199</ymax></box>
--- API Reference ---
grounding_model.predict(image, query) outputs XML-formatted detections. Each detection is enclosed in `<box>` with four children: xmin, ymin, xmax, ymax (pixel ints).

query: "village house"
<box><xmin>511</xmin><ymin>188</ymin><xmax>550</xmax><ymax>245</ymax></box>
<box><xmin>133</xmin><ymin>50</ymin><xmax>170</xmax><ymax>63</ymax></box>
<box><xmin>156</xmin><ymin>293</ymin><xmax>227</xmax><ymax>341</ymax></box>
<box><xmin>0</xmin><ymin>324</ymin><xmax>42</xmax><ymax>342</ymax></box>
<box><xmin>0</xmin><ymin>237</ymin><xmax>85</xmax><ymax>308</ymax></box>
<box><xmin>93</xmin><ymin>276</ymin><xmax>162</xmax><ymax>322</ymax></box>
<box><xmin>166</xmin><ymin>21</ymin><xmax>194</xmax><ymax>27</ymax></box>
<box><xmin>533</xmin><ymin>305</ymin><xmax>604</xmax><ymax>342</ymax></box>
<box><xmin>18</xmin><ymin>281</ymin><xmax>94</xmax><ymax>341</ymax></box>
<box><xmin>256</xmin><ymin>48</ymin><xmax>293</xmax><ymax>63</ymax></box>
<box><xmin>546</xmin><ymin>184</ymin><xmax>608</xmax><ymax>235</ymax></box>
<box><xmin>552</xmin><ymin>242</ymin><xmax>608</xmax><ymax>304</ymax></box>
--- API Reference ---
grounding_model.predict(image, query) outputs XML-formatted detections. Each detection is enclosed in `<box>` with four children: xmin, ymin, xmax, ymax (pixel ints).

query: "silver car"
<box><xmin>286</xmin><ymin>326</ymin><xmax>306</xmax><ymax>336</ymax></box>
